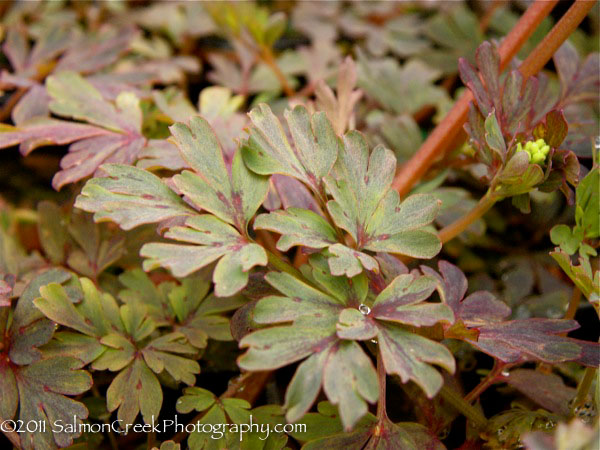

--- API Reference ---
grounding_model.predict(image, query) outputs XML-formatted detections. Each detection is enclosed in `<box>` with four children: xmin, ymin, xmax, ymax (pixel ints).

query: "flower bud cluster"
<box><xmin>516</xmin><ymin>139</ymin><xmax>550</xmax><ymax>164</ymax></box>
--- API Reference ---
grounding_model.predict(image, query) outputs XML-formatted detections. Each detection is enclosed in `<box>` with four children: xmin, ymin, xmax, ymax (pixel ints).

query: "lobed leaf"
<box><xmin>141</xmin><ymin>215</ymin><xmax>268</xmax><ymax>296</ymax></box>
<box><xmin>75</xmin><ymin>164</ymin><xmax>194</xmax><ymax>230</ymax></box>
<box><xmin>242</xmin><ymin>103</ymin><xmax>340</xmax><ymax>196</ymax></box>
<box><xmin>170</xmin><ymin>117</ymin><xmax>269</xmax><ymax>230</ymax></box>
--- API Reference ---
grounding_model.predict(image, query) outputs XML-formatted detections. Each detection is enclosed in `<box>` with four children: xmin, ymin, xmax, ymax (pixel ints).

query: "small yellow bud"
<box><xmin>516</xmin><ymin>138</ymin><xmax>550</xmax><ymax>165</ymax></box>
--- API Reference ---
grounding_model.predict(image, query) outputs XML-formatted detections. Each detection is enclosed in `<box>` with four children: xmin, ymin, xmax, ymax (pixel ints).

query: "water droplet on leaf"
<box><xmin>358</xmin><ymin>304</ymin><xmax>370</xmax><ymax>315</ymax></box>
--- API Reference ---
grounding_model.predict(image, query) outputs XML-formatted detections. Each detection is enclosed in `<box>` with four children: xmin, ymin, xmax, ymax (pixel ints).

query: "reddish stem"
<box><xmin>464</xmin><ymin>361</ymin><xmax>510</xmax><ymax>403</ymax></box>
<box><xmin>392</xmin><ymin>0</ymin><xmax>559</xmax><ymax>197</ymax></box>
<box><xmin>519</xmin><ymin>0</ymin><xmax>597</xmax><ymax>79</ymax></box>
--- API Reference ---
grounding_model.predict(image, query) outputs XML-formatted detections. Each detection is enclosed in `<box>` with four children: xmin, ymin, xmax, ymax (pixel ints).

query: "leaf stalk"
<box><xmin>438</xmin><ymin>190</ymin><xmax>498</xmax><ymax>243</ymax></box>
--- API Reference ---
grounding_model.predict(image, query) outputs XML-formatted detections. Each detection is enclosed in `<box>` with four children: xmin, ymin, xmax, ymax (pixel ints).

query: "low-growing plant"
<box><xmin>0</xmin><ymin>1</ymin><xmax>598</xmax><ymax>449</ymax></box>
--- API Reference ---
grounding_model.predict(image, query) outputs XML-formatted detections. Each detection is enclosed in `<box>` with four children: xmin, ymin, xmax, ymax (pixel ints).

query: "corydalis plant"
<box><xmin>75</xmin><ymin>104</ymin><xmax>442</xmax><ymax>294</ymax></box>
<box><xmin>0</xmin><ymin>269</ymin><xmax>93</xmax><ymax>450</ymax></box>
<box><xmin>73</xmin><ymin>104</ymin><xmax>447</xmax><ymax>430</ymax></box>
<box><xmin>238</xmin><ymin>254</ymin><xmax>454</xmax><ymax>429</ymax></box>
<box><xmin>460</xmin><ymin>42</ymin><xmax>580</xmax><ymax>207</ymax></box>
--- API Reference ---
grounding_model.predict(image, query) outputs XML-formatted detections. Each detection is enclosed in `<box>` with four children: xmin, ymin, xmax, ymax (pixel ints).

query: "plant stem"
<box><xmin>392</xmin><ymin>0</ymin><xmax>559</xmax><ymax>197</ymax></box>
<box><xmin>376</xmin><ymin>350</ymin><xmax>388</xmax><ymax>422</ymax></box>
<box><xmin>564</xmin><ymin>287</ymin><xmax>582</xmax><ymax>322</ymax></box>
<box><xmin>464</xmin><ymin>361</ymin><xmax>508</xmax><ymax>404</ymax></box>
<box><xmin>439</xmin><ymin>384</ymin><xmax>488</xmax><ymax>429</ymax></box>
<box><xmin>0</xmin><ymin>88</ymin><xmax>26</xmax><ymax>122</ymax></box>
<box><xmin>260</xmin><ymin>46</ymin><xmax>295</xmax><ymax>97</ymax></box>
<box><xmin>0</xmin><ymin>416</ymin><xmax>21</xmax><ymax>448</ymax></box>
<box><xmin>572</xmin><ymin>366</ymin><xmax>597</xmax><ymax>411</ymax></box>
<box><xmin>519</xmin><ymin>0</ymin><xmax>598</xmax><ymax>79</ymax></box>
<box><xmin>438</xmin><ymin>190</ymin><xmax>498</xmax><ymax>243</ymax></box>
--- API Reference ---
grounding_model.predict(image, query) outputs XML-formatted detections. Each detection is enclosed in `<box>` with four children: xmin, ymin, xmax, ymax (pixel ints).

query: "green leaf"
<box><xmin>484</xmin><ymin>111</ymin><xmax>506</xmax><ymax>160</ymax></box>
<box><xmin>141</xmin><ymin>215</ymin><xmax>267</xmax><ymax>296</ymax></box>
<box><xmin>176</xmin><ymin>387</ymin><xmax>217</xmax><ymax>414</ymax></box>
<box><xmin>75</xmin><ymin>164</ymin><xmax>194</xmax><ymax>230</ymax></box>
<box><xmin>36</xmin><ymin>276</ymin><xmax>200</xmax><ymax>425</ymax></box>
<box><xmin>550</xmin><ymin>224</ymin><xmax>582</xmax><ymax>255</ymax></box>
<box><xmin>325</xmin><ymin>132</ymin><xmax>441</xmax><ymax>260</ymax></box>
<box><xmin>378</xmin><ymin>323</ymin><xmax>455</xmax><ymax>398</ymax></box>
<box><xmin>242</xmin><ymin>103</ymin><xmax>340</xmax><ymax>196</ymax></box>
<box><xmin>36</xmin><ymin>278</ymin><xmax>120</xmax><ymax>338</ymax></box>
<box><xmin>357</xmin><ymin>51</ymin><xmax>450</xmax><ymax>116</ymax></box>
<box><xmin>290</xmin><ymin>402</ymin><xmax>444</xmax><ymax>449</ymax></box>
<box><xmin>254</xmin><ymin>207</ymin><xmax>379</xmax><ymax>277</ymax></box>
<box><xmin>322</xmin><ymin>341</ymin><xmax>378</xmax><ymax>430</ymax></box>
<box><xmin>238</xmin><ymin>316</ymin><xmax>337</xmax><ymax>371</ymax></box>
<box><xmin>336</xmin><ymin>308</ymin><xmax>378</xmax><ymax>340</ymax></box>
<box><xmin>119</xmin><ymin>269</ymin><xmax>242</xmax><ymax>347</ymax></box>
<box><xmin>170</xmin><ymin>117</ymin><xmax>268</xmax><ymax>230</ymax></box>
<box><xmin>142</xmin><ymin>332</ymin><xmax>200</xmax><ymax>385</ymax></box>
<box><xmin>284</xmin><ymin>350</ymin><xmax>330</xmax><ymax>423</ymax></box>
<box><xmin>576</xmin><ymin>167</ymin><xmax>599</xmax><ymax>240</ymax></box>
<box><xmin>254</xmin><ymin>207</ymin><xmax>338</xmax><ymax>251</ymax></box>
<box><xmin>240</xmin><ymin>259</ymin><xmax>453</xmax><ymax>427</ymax></box>
<box><xmin>106</xmin><ymin>357</ymin><xmax>162</xmax><ymax>426</ymax></box>
<box><xmin>289</xmin><ymin>401</ymin><xmax>376</xmax><ymax>445</ymax></box>
<box><xmin>327</xmin><ymin>244</ymin><xmax>379</xmax><ymax>278</ymax></box>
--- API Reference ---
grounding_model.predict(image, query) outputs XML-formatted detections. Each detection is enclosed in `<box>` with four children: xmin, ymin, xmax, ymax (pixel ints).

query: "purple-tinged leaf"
<box><xmin>322</xmin><ymin>341</ymin><xmax>378</xmax><ymax>430</ymax></box>
<box><xmin>0</xmin><ymin>274</ymin><xmax>14</xmax><ymax>307</ymax></box>
<box><xmin>12</xmin><ymin>85</ymin><xmax>50</xmax><ymax>125</ymax></box>
<box><xmin>336</xmin><ymin>308</ymin><xmax>378</xmax><ymax>340</ymax></box>
<box><xmin>378</xmin><ymin>323</ymin><xmax>455</xmax><ymax>398</ymax></box>
<box><xmin>0</xmin><ymin>117</ymin><xmax>106</xmax><ymax>155</ymax></box>
<box><xmin>75</xmin><ymin>164</ymin><xmax>194</xmax><ymax>230</ymax></box>
<box><xmin>475</xmin><ymin>41</ymin><xmax>500</xmax><ymax>112</ymax></box>
<box><xmin>459</xmin><ymin>57</ymin><xmax>491</xmax><ymax>117</ymax></box>
<box><xmin>9</xmin><ymin>269</ymin><xmax>72</xmax><ymax>365</ymax></box>
<box><xmin>270</xmin><ymin>174</ymin><xmax>323</xmax><ymax>214</ymax></box>
<box><xmin>502</xmin><ymin>369</ymin><xmax>576</xmax><ymax>416</ymax></box>
<box><xmin>426</xmin><ymin>261</ymin><xmax>595</xmax><ymax>365</ymax></box>
<box><xmin>325</xmin><ymin>132</ymin><xmax>441</xmax><ymax>261</ymax></box>
<box><xmin>14</xmin><ymin>357</ymin><xmax>92</xmax><ymax>450</ymax></box>
<box><xmin>285</xmin><ymin>350</ymin><xmax>330</xmax><ymax>423</ymax></box>
<box><xmin>475</xmin><ymin>319</ymin><xmax>581</xmax><ymax>364</ymax></box>
<box><xmin>0</xmin><ymin>270</ymin><xmax>94</xmax><ymax>450</ymax></box>
<box><xmin>537</xmin><ymin>110</ymin><xmax>569</xmax><ymax>148</ymax></box>
<box><xmin>372</xmin><ymin>274</ymin><xmax>453</xmax><ymax>327</ymax></box>
<box><xmin>142</xmin><ymin>215</ymin><xmax>267</xmax><ymax>297</ymax></box>
<box><xmin>171</xmin><ymin>118</ymin><xmax>269</xmax><ymax>231</ymax></box>
<box><xmin>254</xmin><ymin>207</ymin><xmax>338</xmax><ymax>252</ymax></box>
<box><xmin>54</xmin><ymin>26</ymin><xmax>139</xmax><ymax>75</ymax></box>
<box><xmin>243</xmin><ymin>103</ymin><xmax>341</xmax><ymax>196</ymax></box>
<box><xmin>0</xmin><ymin>70</ymin><xmax>159</xmax><ymax>189</ymax></box>
<box><xmin>136</xmin><ymin>139</ymin><xmax>187</xmax><ymax>171</ymax></box>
